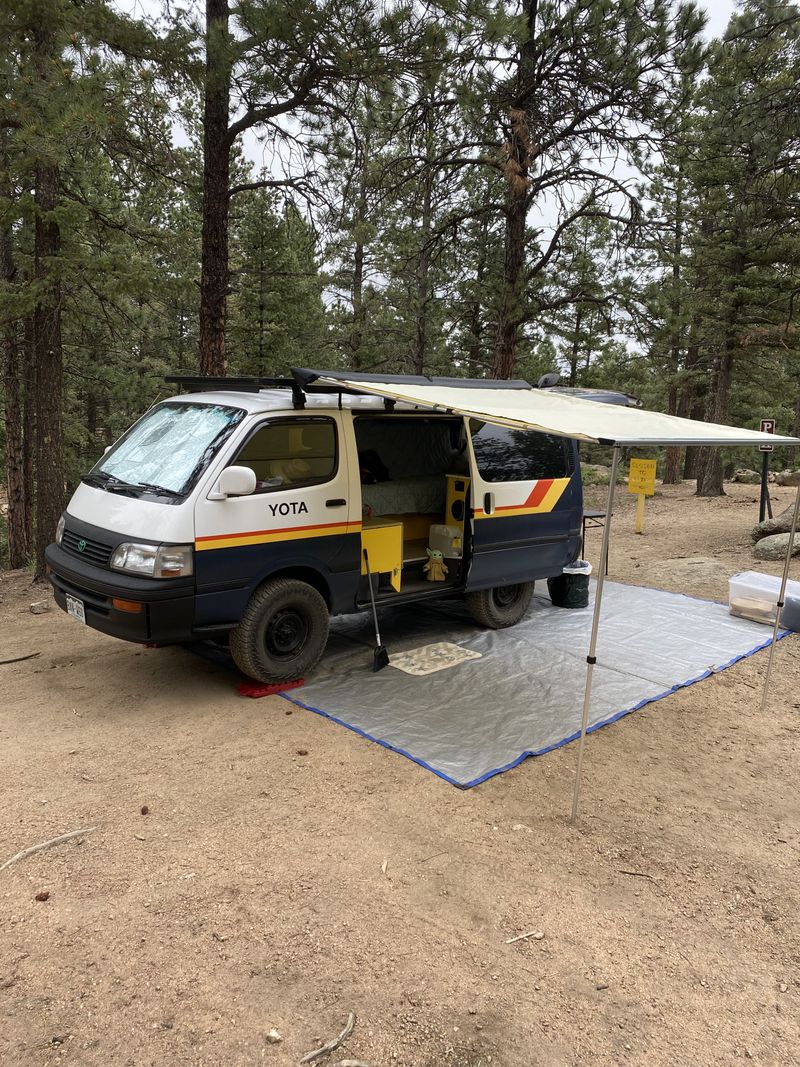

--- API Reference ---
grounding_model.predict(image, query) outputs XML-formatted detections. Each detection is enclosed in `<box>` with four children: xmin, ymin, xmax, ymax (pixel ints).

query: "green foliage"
<box><xmin>3</xmin><ymin>0</ymin><xmax>800</xmax><ymax>569</ymax></box>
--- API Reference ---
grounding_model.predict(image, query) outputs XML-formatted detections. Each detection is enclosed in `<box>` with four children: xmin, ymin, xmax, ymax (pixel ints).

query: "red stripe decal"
<box><xmin>524</xmin><ymin>479</ymin><xmax>554</xmax><ymax>507</ymax></box>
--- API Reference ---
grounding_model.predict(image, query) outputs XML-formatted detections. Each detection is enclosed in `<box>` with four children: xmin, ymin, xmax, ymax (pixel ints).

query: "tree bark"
<box><xmin>199</xmin><ymin>0</ymin><xmax>231</xmax><ymax>376</ymax></box>
<box><xmin>1</xmin><ymin>156</ymin><xmax>30</xmax><ymax>567</ymax></box>
<box><xmin>492</xmin><ymin>139</ymin><xmax>528</xmax><ymax>379</ymax></box>
<box><xmin>695</xmin><ymin>347</ymin><xmax>733</xmax><ymax>496</ymax></box>
<box><xmin>662</xmin><ymin>384</ymin><xmax>682</xmax><ymax>484</ymax></box>
<box><xmin>681</xmin><ymin>319</ymin><xmax>705</xmax><ymax>480</ymax></box>
<box><xmin>23</xmin><ymin>316</ymin><xmax>35</xmax><ymax>546</ymax></box>
<box><xmin>32</xmin><ymin>158</ymin><xmax>65</xmax><ymax>576</ymax></box>
<box><xmin>662</xmin><ymin>159</ymin><xmax>685</xmax><ymax>485</ymax></box>
<box><xmin>349</xmin><ymin>140</ymin><xmax>370</xmax><ymax>369</ymax></box>
<box><xmin>492</xmin><ymin>0</ymin><xmax>538</xmax><ymax>379</ymax></box>
<box><xmin>411</xmin><ymin>135</ymin><xmax>434</xmax><ymax>375</ymax></box>
<box><xmin>568</xmin><ymin>305</ymin><xmax>583</xmax><ymax>386</ymax></box>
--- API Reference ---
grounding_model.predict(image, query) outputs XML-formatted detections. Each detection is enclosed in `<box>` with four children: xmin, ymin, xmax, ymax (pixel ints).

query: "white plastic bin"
<box><xmin>429</xmin><ymin>524</ymin><xmax>463</xmax><ymax>559</ymax></box>
<box><xmin>728</xmin><ymin>571</ymin><xmax>800</xmax><ymax>625</ymax></box>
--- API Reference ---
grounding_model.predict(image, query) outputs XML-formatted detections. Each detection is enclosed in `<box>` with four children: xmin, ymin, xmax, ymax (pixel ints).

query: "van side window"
<box><xmin>232</xmin><ymin>418</ymin><xmax>337</xmax><ymax>493</ymax></box>
<box><xmin>470</xmin><ymin>423</ymin><xmax>572</xmax><ymax>482</ymax></box>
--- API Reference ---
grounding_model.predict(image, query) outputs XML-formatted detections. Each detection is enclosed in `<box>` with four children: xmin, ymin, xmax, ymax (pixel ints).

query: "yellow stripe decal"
<box><xmin>196</xmin><ymin>520</ymin><xmax>362</xmax><ymax>552</ymax></box>
<box><xmin>474</xmin><ymin>477</ymin><xmax>570</xmax><ymax>519</ymax></box>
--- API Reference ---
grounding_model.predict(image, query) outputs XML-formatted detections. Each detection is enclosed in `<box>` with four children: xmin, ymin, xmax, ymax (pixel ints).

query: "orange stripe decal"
<box><xmin>196</xmin><ymin>519</ymin><xmax>360</xmax><ymax>543</ymax></box>
<box><xmin>523</xmin><ymin>479</ymin><xmax>553</xmax><ymax>508</ymax></box>
<box><xmin>196</xmin><ymin>519</ymin><xmax>362</xmax><ymax>552</ymax></box>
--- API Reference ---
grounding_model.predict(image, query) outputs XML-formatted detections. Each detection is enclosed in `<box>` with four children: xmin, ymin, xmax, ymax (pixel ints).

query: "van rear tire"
<box><xmin>466</xmin><ymin>582</ymin><xmax>534</xmax><ymax>629</ymax></box>
<box><xmin>230</xmin><ymin>578</ymin><xmax>330</xmax><ymax>684</ymax></box>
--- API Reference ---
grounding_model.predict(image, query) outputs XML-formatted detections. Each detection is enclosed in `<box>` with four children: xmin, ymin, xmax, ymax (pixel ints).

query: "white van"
<box><xmin>46</xmin><ymin>369</ymin><xmax>589</xmax><ymax>683</ymax></box>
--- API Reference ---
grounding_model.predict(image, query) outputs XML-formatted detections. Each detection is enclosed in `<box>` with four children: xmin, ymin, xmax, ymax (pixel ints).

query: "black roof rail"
<box><xmin>292</xmin><ymin>367</ymin><xmax>533</xmax><ymax>390</ymax></box>
<box><xmin>165</xmin><ymin>375</ymin><xmax>306</xmax><ymax>408</ymax></box>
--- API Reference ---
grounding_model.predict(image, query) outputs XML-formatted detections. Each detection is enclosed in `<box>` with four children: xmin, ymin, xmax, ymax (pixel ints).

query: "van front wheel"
<box><xmin>466</xmin><ymin>582</ymin><xmax>534</xmax><ymax>629</ymax></box>
<box><xmin>230</xmin><ymin>578</ymin><xmax>330</xmax><ymax>684</ymax></box>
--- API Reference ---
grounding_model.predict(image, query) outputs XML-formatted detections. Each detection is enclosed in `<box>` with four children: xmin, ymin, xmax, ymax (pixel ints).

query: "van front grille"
<box><xmin>62</xmin><ymin>528</ymin><xmax>113</xmax><ymax>567</ymax></box>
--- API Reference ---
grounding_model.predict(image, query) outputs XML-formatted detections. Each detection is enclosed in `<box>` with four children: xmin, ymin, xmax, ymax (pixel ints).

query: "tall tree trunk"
<box><xmin>411</xmin><ymin>141</ymin><xmax>434</xmax><ymax>375</ymax></box>
<box><xmin>663</xmin><ymin>161</ymin><xmax>686</xmax><ymax>485</ymax></box>
<box><xmin>492</xmin><ymin>147</ymin><xmax>528</xmax><ymax>379</ymax></box>
<box><xmin>662</xmin><ymin>384</ymin><xmax>682</xmax><ymax>484</ymax></box>
<box><xmin>1</xmin><ymin>158</ymin><xmax>29</xmax><ymax>568</ymax></box>
<box><xmin>466</xmin><ymin>202</ymin><xmax>490</xmax><ymax>376</ymax></box>
<box><xmin>23</xmin><ymin>316</ymin><xmax>35</xmax><ymax>547</ymax></box>
<box><xmin>349</xmin><ymin>147</ymin><xmax>370</xmax><ymax>368</ymax></box>
<box><xmin>695</xmin><ymin>347</ymin><xmax>734</xmax><ymax>496</ymax></box>
<box><xmin>199</xmin><ymin>0</ymin><xmax>231</xmax><ymax>376</ymax></box>
<box><xmin>568</xmin><ymin>305</ymin><xmax>583</xmax><ymax>386</ymax></box>
<box><xmin>682</xmin><ymin>315</ymin><xmax>705</xmax><ymax>481</ymax></box>
<box><xmin>33</xmin><ymin>159</ymin><xmax>65</xmax><ymax>576</ymax></box>
<box><xmin>492</xmin><ymin>0</ymin><xmax>538</xmax><ymax>379</ymax></box>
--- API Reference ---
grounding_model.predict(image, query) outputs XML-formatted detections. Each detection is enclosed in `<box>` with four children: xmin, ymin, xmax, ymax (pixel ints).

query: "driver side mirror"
<box><xmin>210</xmin><ymin>465</ymin><xmax>257</xmax><ymax>500</ymax></box>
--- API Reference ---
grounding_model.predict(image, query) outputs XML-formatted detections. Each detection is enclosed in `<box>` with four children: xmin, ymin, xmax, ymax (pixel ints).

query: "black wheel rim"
<box><xmin>264</xmin><ymin>607</ymin><xmax>309</xmax><ymax>658</ymax></box>
<box><xmin>493</xmin><ymin>584</ymin><xmax>521</xmax><ymax>608</ymax></box>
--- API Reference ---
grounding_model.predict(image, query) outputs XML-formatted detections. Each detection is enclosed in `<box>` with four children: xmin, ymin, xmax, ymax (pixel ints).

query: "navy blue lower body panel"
<box><xmin>193</xmin><ymin>531</ymin><xmax>361</xmax><ymax>627</ymax></box>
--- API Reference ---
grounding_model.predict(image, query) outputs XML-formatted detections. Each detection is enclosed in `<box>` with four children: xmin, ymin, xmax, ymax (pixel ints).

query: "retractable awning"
<box><xmin>293</xmin><ymin>368</ymin><xmax>800</xmax><ymax>824</ymax></box>
<box><xmin>294</xmin><ymin>368</ymin><xmax>800</xmax><ymax>448</ymax></box>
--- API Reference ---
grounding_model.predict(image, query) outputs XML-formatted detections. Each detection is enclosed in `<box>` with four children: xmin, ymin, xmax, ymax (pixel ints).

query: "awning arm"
<box><xmin>760</xmin><ymin>480</ymin><xmax>800</xmax><ymax>710</ymax></box>
<box><xmin>569</xmin><ymin>446</ymin><xmax>621</xmax><ymax>825</ymax></box>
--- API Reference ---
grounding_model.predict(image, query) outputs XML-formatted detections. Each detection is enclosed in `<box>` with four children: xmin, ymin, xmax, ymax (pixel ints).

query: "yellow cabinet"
<box><xmin>445</xmin><ymin>474</ymin><xmax>470</xmax><ymax>529</ymax></box>
<box><xmin>361</xmin><ymin>521</ymin><xmax>403</xmax><ymax>592</ymax></box>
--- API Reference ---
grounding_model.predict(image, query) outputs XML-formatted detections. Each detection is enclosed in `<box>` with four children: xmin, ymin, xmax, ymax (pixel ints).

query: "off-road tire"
<box><xmin>465</xmin><ymin>582</ymin><xmax>534</xmax><ymax>629</ymax></box>
<box><xmin>229</xmin><ymin>578</ymin><xmax>330</xmax><ymax>684</ymax></box>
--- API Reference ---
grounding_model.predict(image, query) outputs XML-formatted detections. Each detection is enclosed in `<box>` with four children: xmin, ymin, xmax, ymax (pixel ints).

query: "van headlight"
<box><xmin>110</xmin><ymin>542</ymin><xmax>194</xmax><ymax>578</ymax></box>
<box><xmin>55</xmin><ymin>515</ymin><xmax>65</xmax><ymax>545</ymax></box>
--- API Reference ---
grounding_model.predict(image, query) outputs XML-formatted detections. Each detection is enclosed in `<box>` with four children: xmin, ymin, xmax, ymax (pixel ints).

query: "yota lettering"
<box><xmin>268</xmin><ymin>501</ymin><xmax>309</xmax><ymax>517</ymax></box>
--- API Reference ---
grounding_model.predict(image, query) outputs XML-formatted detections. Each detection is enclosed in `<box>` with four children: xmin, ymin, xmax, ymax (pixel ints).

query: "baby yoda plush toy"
<box><xmin>424</xmin><ymin>547</ymin><xmax>448</xmax><ymax>582</ymax></box>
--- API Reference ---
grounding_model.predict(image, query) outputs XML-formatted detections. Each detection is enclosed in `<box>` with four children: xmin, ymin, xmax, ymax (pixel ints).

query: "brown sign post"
<box><xmin>759</xmin><ymin>418</ymin><xmax>775</xmax><ymax>522</ymax></box>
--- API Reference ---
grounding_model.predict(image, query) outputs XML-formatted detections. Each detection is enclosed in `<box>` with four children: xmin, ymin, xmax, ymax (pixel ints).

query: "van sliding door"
<box><xmin>465</xmin><ymin>422</ymin><xmax>582</xmax><ymax>591</ymax></box>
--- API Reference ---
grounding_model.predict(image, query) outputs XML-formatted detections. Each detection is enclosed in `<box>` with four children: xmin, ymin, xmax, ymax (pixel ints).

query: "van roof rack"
<box><xmin>164</xmin><ymin>372</ymin><xmax>375</xmax><ymax>410</ymax></box>
<box><xmin>165</xmin><ymin>374</ymin><xmax>307</xmax><ymax>407</ymax></box>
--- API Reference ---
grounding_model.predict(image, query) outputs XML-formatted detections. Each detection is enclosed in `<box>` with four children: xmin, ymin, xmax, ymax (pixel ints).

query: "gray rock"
<box><xmin>753</xmin><ymin>532</ymin><xmax>800</xmax><ymax>561</ymax></box>
<box><xmin>733</xmin><ymin>468</ymin><xmax>760</xmax><ymax>484</ymax></box>
<box><xmin>29</xmin><ymin>600</ymin><xmax>51</xmax><ymax>614</ymax></box>
<box><xmin>777</xmin><ymin>469</ymin><xmax>800</xmax><ymax>487</ymax></box>
<box><xmin>751</xmin><ymin>505</ymin><xmax>798</xmax><ymax>542</ymax></box>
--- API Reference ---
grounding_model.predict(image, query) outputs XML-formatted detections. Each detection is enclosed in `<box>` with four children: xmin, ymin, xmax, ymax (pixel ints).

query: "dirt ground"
<box><xmin>1</xmin><ymin>482</ymin><xmax>799</xmax><ymax>1067</ymax></box>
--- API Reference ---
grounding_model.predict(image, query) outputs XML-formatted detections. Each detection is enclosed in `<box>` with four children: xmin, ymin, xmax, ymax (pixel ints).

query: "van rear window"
<box><xmin>470</xmin><ymin>423</ymin><xmax>572</xmax><ymax>482</ymax></box>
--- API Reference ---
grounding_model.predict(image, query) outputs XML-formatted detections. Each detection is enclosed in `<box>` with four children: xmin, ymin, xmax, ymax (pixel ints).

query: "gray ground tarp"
<box><xmin>283</xmin><ymin>581</ymin><xmax>790</xmax><ymax>787</ymax></box>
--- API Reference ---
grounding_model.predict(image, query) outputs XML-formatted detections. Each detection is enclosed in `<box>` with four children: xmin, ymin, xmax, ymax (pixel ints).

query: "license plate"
<box><xmin>65</xmin><ymin>594</ymin><xmax>86</xmax><ymax>623</ymax></box>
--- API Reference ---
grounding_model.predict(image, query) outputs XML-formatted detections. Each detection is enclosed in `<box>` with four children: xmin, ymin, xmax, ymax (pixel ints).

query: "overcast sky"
<box><xmin>703</xmin><ymin>0</ymin><xmax>738</xmax><ymax>37</ymax></box>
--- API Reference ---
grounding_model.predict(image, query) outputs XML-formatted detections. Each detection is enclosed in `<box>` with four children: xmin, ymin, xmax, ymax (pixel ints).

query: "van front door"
<box><xmin>465</xmin><ymin>421</ymin><xmax>582</xmax><ymax>591</ymax></box>
<box><xmin>193</xmin><ymin>412</ymin><xmax>360</xmax><ymax>626</ymax></box>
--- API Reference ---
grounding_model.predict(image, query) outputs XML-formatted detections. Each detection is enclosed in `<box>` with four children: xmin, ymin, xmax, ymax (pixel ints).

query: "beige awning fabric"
<box><xmin>310</xmin><ymin>374</ymin><xmax>800</xmax><ymax>448</ymax></box>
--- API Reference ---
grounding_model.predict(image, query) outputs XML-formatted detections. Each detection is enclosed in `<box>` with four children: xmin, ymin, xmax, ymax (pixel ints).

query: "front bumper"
<box><xmin>45</xmin><ymin>543</ymin><xmax>195</xmax><ymax>644</ymax></box>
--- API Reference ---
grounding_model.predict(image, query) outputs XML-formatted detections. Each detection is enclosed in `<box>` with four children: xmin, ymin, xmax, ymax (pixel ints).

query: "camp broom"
<box><xmin>363</xmin><ymin>548</ymin><xmax>390</xmax><ymax>671</ymax></box>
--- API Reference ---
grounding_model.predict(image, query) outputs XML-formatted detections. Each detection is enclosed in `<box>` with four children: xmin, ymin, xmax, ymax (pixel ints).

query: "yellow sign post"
<box><xmin>627</xmin><ymin>458</ymin><xmax>657</xmax><ymax>534</ymax></box>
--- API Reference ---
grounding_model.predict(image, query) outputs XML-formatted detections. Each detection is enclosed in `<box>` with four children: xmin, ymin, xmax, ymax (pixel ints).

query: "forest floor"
<box><xmin>1</xmin><ymin>481</ymin><xmax>799</xmax><ymax>1067</ymax></box>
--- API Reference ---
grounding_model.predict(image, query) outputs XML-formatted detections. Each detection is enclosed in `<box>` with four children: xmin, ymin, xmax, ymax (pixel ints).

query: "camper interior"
<box><xmin>355</xmin><ymin>414</ymin><xmax>470</xmax><ymax>600</ymax></box>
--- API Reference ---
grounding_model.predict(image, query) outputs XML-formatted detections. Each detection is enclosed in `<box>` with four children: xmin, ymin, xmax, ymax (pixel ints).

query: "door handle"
<box><xmin>326</xmin><ymin>498</ymin><xmax>347</xmax><ymax>507</ymax></box>
<box><xmin>483</xmin><ymin>492</ymin><xmax>495</xmax><ymax>516</ymax></box>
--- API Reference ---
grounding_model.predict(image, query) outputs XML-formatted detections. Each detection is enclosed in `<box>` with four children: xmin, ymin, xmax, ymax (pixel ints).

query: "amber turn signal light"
<box><xmin>112</xmin><ymin>598</ymin><xmax>143</xmax><ymax>614</ymax></box>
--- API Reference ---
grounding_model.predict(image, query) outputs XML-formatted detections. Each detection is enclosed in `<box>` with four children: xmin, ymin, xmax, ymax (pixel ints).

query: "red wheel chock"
<box><xmin>236</xmin><ymin>678</ymin><xmax>305</xmax><ymax>699</ymax></box>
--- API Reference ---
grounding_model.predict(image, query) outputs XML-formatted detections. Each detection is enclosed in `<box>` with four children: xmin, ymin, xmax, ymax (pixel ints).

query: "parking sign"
<box><xmin>759</xmin><ymin>418</ymin><xmax>775</xmax><ymax>452</ymax></box>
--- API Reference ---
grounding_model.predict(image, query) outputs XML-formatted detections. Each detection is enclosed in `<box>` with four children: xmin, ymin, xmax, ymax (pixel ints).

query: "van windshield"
<box><xmin>86</xmin><ymin>402</ymin><xmax>245</xmax><ymax>497</ymax></box>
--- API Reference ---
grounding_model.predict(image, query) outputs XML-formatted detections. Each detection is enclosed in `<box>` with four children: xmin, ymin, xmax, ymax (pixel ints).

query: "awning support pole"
<box><xmin>760</xmin><ymin>479</ymin><xmax>800</xmax><ymax>711</ymax></box>
<box><xmin>570</xmin><ymin>445</ymin><xmax>621</xmax><ymax>826</ymax></box>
